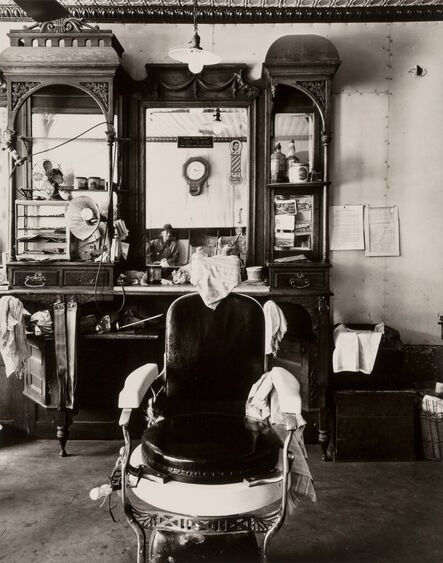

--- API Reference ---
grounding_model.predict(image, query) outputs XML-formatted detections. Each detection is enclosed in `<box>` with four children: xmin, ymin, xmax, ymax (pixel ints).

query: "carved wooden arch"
<box><xmin>7</xmin><ymin>80</ymin><xmax>113</xmax><ymax>132</ymax></box>
<box><xmin>271</xmin><ymin>78</ymin><xmax>327</xmax><ymax>132</ymax></box>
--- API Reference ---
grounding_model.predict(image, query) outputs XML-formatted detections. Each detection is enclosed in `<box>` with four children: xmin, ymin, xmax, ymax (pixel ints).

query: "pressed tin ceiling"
<box><xmin>0</xmin><ymin>0</ymin><xmax>441</xmax><ymax>23</ymax></box>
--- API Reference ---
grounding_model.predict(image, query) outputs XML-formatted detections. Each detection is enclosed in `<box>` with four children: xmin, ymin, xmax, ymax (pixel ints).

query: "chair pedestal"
<box><xmin>149</xmin><ymin>529</ymin><xmax>259</xmax><ymax>563</ymax></box>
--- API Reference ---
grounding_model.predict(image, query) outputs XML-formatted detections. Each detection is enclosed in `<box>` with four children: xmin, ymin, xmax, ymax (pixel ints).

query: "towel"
<box><xmin>263</xmin><ymin>300</ymin><xmax>287</xmax><ymax>356</ymax></box>
<box><xmin>190</xmin><ymin>254</ymin><xmax>241</xmax><ymax>309</ymax></box>
<box><xmin>0</xmin><ymin>296</ymin><xmax>30</xmax><ymax>378</ymax></box>
<box><xmin>53</xmin><ymin>299</ymin><xmax>77</xmax><ymax>409</ymax></box>
<box><xmin>332</xmin><ymin>323</ymin><xmax>384</xmax><ymax>374</ymax></box>
<box><xmin>246</xmin><ymin>367</ymin><xmax>316</xmax><ymax>507</ymax></box>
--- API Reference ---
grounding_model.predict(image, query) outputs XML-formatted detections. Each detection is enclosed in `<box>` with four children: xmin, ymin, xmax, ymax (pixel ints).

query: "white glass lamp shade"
<box><xmin>169</xmin><ymin>32</ymin><xmax>221</xmax><ymax>74</ymax></box>
<box><xmin>212</xmin><ymin>120</ymin><xmax>223</xmax><ymax>135</ymax></box>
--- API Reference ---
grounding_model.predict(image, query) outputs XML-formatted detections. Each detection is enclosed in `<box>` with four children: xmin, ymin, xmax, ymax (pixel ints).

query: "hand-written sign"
<box><xmin>177</xmin><ymin>136</ymin><xmax>214</xmax><ymax>149</ymax></box>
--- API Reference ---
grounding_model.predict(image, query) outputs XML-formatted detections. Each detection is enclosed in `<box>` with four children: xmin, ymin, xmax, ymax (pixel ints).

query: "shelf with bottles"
<box><xmin>267</xmin><ymin>181</ymin><xmax>330</xmax><ymax>189</ymax></box>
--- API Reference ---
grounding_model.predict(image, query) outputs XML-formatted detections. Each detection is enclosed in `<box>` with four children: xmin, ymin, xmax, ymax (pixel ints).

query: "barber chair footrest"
<box><xmin>149</xmin><ymin>529</ymin><xmax>259</xmax><ymax>563</ymax></box>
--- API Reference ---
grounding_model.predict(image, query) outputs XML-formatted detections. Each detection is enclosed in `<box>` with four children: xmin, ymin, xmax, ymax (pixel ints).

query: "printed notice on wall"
<box><xmin>330</xmin><ymin>205</ymin><xmax>364</xmax><ymax>250</ymax></box>
<box><xmin>364</xmin><ymin>206</ymin><xmax>400</xmax><ymax>256</ymax></box>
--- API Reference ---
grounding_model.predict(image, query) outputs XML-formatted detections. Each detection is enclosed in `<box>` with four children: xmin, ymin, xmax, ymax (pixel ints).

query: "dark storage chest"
<box><xmin>334</xmin><ymin>390</ymin><xmax>417</xmax><ymax>462</ymax></box>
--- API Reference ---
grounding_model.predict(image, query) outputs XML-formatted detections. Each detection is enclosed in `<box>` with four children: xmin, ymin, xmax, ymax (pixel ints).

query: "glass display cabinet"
<box><xmin>263</xmin><ymin>35</ymin><xmax>341</xmax><ymax>458</ymax></box>
<box><xmin>0</xmin><ymin>18</ymin><xmax>122</xmax><ymax>288</ymax></box>
<box><xmin>0</xmin><ymin>19</ymin><xmax>123</xmax><ymax>454</ymax></box>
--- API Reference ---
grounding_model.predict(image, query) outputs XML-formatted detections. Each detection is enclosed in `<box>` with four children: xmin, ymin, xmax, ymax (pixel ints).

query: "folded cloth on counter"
<box><xmin>190</xmin><ymin>254</ymin><xmax>241</xmax><ymax>309</ymax></box>
<box><xmin>246</xmin><ymin>367</ymin><xmax>316</xmax><ymax>509</ymax></box>
<box><xmin>263</xmin><ymin>300</ymin><xmax>287</xmax><ymax>357</ymax></box>
<box><xmin>333</xmin><ymin>323</ymin><xmax>384</xmax><ymax>374</ymax></box>
<box><xmin>0</xmin><ymin>296</ymin><xmax>30</xmax><ymax>378</ymax></box>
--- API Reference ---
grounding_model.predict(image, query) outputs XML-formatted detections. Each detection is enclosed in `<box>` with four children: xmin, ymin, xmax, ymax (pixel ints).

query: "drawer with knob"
<box><xmin>63</xmin><ymin>268</ymin><xmax>112</xmax><ymax>288</ymax></box>
<box><xmin>7</xmin><ymin>262</ymin><xmax>114</xmax><ymax>289</ymax></box>
<box><xmin>11</xmin><ymin>269</ymin><xmax>59</xmax><ymax>288</ymax></box>
<box><xmin>269</xmin><ymin>266</ymin><xmax>329</xmax><ymax>292</ymax></box>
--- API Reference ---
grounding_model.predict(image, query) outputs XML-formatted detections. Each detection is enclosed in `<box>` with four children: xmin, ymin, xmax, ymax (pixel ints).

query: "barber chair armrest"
<box><xmin>118</xmin><ymin>363</ymin><xmax>159</xmax><ymax>426</ymax></box>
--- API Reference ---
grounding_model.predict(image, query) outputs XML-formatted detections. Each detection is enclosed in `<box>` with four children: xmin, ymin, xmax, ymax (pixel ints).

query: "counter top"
<box><xmin>0</xmin><ymin>282</ymin><xmax>271</xmax><ymax>296</ymax></box>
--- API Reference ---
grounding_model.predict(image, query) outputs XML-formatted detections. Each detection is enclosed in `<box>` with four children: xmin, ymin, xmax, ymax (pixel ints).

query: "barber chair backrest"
<box><xmin>163</xmin><ymin>293</ymin><xmax>265</xmax><ymax>416</ymax></box>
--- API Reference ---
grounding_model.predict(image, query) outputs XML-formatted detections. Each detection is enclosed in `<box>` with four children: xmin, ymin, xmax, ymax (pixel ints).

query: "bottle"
<box><xmin>286</xmin><ymin>139</ymin><xmax>299</xmax><ymax>168</ymax></box>
<box><xmin>270</xmin><ymin>143</ymin><xmax>287</xmax><ymax>183</ymax></box>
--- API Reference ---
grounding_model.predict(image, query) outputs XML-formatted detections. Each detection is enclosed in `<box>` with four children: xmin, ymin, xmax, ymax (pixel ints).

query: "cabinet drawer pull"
<box><xmin>289</xmin><ymin>273</ymin><xmax>310</xmax><ymax>289</ymax></box>
<box><xmin>24</xmin><ymin>272</ymin><xmax>46</xmax><ymax>288</ymax></box>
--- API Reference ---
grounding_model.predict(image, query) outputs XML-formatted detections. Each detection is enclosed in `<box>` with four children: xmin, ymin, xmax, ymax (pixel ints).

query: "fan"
<box><xmin>32</xmin><ymin>159</ymin><xmax>64</xmax><ymax>200</ymax></box>
<box><xmin>66</xmin><ymin>195</ymin><xmax>105</xmax><ymax>241</ymax></box>
<box><xmin>13</xmin><ymin>0</ymin><xmax>69</xmax><ymax>22</ymax></box>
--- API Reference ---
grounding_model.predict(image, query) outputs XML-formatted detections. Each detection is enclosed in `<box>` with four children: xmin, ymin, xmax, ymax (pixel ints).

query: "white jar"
<box><xmin>288</xmin><ymin>163</ymin><xmax>309</xmax><ymax>183</ymax></box>
<box><xmin>246</xmin><ymin>266</ymin><xmax>263</xmax><ymax>282</ymax></box>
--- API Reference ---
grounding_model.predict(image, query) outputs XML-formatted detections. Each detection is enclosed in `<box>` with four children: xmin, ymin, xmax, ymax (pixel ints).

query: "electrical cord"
<box><xmin>10</xmin><ymin>118</ymin><xmax>126</xmax><ymax>318</ymax></box>
<box><xmin>31</xmin><ymin>121</ymin><xmax>109</xmax><ymax>157</ymax></box>
<box><xmin>93</xmin><ymin>136</ymin><xmax>126</xmax><ymax>317</ymax></box>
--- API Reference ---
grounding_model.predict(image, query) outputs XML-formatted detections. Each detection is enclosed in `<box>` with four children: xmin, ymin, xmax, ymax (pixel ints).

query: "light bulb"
<box><xmin>80</xmin><ymin>208</ymin><xmax>94</xmax><ymax>221</ymax></box>
<box><xmin>188</xmin><ymin>60</ymin><xmax>203</xmax><ymax>74</ymax></box>
<box><xmin>212</xmin><ymin>121</ymin><xmax>223</xmax><ymax>135</ymax></box>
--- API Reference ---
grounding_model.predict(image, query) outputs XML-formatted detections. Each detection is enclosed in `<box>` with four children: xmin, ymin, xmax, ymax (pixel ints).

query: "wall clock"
<box><xmin>183</xmin><ymin>157</ymin><xmax>209</xmax><ymax>196</ymax></box>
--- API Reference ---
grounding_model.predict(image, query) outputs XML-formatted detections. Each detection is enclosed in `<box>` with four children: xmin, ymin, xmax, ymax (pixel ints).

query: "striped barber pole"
<box><xmin>229</xmin><ymin>139</ymin><xmax>243</xmax><ymax>185</ymax></box>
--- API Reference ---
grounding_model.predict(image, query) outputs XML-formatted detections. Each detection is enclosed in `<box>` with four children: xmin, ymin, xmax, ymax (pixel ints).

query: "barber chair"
<box><xmin>113</xmin><ymin>293</ymin><xmax>299</xmax><ymax>563</ymax></box>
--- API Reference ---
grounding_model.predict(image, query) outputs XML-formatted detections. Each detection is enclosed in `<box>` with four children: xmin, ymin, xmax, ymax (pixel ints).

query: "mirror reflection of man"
<box><xmin>146</xmin><ymin>223</ymin><xmax>179</xmax><ymax>265</ymax></box>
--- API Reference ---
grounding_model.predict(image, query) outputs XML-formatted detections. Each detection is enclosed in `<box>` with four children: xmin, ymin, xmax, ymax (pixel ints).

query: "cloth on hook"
<box><xmin>0</xmin><ymin>296</ymin><xmax>30</xmax><ymax>378</ymax></box>
<box><xmin>333</xmin><ymin>323</ymin><xmax>384</xmax><ymax>374</ymax></box>
<box><xmin>53</xmin><ymin>299</ymin><xmax>77</xmax><ymax>409</ymax></box>
<box><xmin>190</xmin><ymin>254</ymin><xmax>241</xmax><ymax>309</ymax></box>
<box><xmin>263</xmin><ymin>300</ymin><xmax>287</xmax><ymax>356</ymax></box>
<box><xmin>246</xmin><ymin>367</ymin><xmax>316</xmax><ymax>508</ymax></box>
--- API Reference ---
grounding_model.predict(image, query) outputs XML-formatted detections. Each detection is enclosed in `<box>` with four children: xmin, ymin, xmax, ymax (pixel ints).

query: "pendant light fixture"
<box><xmin>212</xmin><ymin>108</ymin><xmax>223</xmax><ymax>135</ymax></box>
<box><xmin>168</xmin><ymin>0</ymin><xmax>221</xmax><ymax>74</ymax></box>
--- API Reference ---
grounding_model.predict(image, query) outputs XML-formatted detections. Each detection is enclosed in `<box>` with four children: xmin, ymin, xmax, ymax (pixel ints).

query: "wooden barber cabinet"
<box><xmin>0</xmin><ymin>29</ymin><xmax>343</xmax><ymax>456</ymax></box>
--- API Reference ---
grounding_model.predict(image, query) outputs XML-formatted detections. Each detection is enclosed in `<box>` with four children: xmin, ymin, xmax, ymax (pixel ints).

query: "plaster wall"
<box><xmin>0</xmin><ymin>20</ymin><xmax>441</xmax><ymax>345</ymax></box>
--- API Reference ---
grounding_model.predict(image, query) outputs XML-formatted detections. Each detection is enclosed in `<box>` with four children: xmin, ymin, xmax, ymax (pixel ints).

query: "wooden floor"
<box><xmin>1</xmin><ymin>439</ymin><xmax>443</xmax><ymax>562</ymax></box>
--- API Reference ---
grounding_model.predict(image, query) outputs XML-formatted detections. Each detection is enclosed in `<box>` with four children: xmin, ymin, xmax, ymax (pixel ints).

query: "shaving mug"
<box><xmin>246</xmin><ymin>266</ymin><xmax>263</xmax><ymax>282</ymax></box>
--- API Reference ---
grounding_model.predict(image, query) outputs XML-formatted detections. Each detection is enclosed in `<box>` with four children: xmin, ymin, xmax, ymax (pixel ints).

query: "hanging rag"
<box><xmin>332</xmin><ymin>323</ymin><xmax>384</xmax><ymax>374</ymax></box>
<box><xmin>246</xmin><ymin>366</ymin><xmax>316</xmax><ymax>510</ymax></box>
<box><xmin>263</xmin><ymin>300</ymin><xmax>287</xmax><ymax>356</ymax></box>
<box><xmin>0</xmin><ymin>296</ymin><xmax>30</xmax><ymax>378</ymax></box>
<box><xmin>53</xmin><ymin>298</ymin><xmax>77</xmax><ymax>409</ymax></box>
<box><xmin>190</xmin><ymin>254</ymin><xmax>241</xmax><ymax>309</ymax></box>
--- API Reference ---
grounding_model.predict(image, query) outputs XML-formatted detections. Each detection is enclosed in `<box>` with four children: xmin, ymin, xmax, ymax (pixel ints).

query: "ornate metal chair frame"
<box><xmin>116</xmin><ymin>293</ymin><xmax>297</xmax><ymax>562</ymax></box>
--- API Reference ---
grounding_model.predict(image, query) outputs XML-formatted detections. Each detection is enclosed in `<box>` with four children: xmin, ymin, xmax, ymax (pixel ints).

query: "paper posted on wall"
<box><xmin>330</xmin><ymin>205</ymin><xmax>364</xmax><ymax>250</ymax></box>
<box><xmin>364</xmin><ymin>206</ymin><xmax>400</xmax><ymax>257</ymax></box>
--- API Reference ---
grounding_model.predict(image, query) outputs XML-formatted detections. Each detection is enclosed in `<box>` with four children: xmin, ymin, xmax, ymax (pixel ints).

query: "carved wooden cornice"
<box><xmin>0</xmin><ymin>2</ymin><xmax>441</xmax><ymax>23</ymax></box>
<box><xmin>142</xmin><ymin>64</ymin><xmax>260</xmax><ymax>101</ymax></box>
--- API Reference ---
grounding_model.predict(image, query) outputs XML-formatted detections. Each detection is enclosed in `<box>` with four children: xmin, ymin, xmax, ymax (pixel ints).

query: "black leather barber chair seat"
<box><xmin>116</xmin><ymin>293</ymin><xmax>300</xmax><ymax>563</ymax></box>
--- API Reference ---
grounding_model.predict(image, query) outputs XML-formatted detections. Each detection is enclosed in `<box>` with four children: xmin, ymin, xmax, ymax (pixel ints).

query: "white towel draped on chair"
<box><xmin>263</xmin><ymin>300</ymin><xmax>287</xmax><ymax>356</ymax></box>
<box><xmin>246</xmin><ymin>367</ymin><xmax>316</xmax><ymax>508</ymax></box>
<box><xmin>190</xmin><ymin>254</ymin><xmax>241</xmax><ymax>309</ymax></box>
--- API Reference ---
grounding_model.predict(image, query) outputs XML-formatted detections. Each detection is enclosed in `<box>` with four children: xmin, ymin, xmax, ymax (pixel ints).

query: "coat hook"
<box><xmin>408</xmin><ymin>65</ymin><xmax>426</xmax><ymax>77</ymax></box>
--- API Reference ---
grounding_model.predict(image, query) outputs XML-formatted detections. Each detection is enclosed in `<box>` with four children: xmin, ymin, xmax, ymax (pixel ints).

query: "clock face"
<box><xmin>186</xmin><ymin>159</ymin><xmax>207</xmax><ymax>181</ymax></box>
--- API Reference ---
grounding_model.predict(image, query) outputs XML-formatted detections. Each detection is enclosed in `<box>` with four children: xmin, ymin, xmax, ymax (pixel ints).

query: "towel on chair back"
<box><xmin>246</xmin><ymin>367</ymin><xmax>316</xmax><ymax>508</ymax></box>
<box><xmin>190</xmin><ymin>254</ymin><xmax>241</xmax><ymax>309</ymax></box>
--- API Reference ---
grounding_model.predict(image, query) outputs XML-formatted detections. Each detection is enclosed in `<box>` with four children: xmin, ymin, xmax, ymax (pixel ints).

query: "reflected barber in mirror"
<box><xmin>146</xmin><ymin>223</ymin><xmax>179</xmax><ymax>266</ymax></box>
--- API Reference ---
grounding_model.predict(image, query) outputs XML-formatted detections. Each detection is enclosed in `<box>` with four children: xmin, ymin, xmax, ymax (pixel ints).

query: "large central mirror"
<box><xmin>145</xmin><ymin>106</ymin><xmax>250</xmax><ymax>266</ymax></box>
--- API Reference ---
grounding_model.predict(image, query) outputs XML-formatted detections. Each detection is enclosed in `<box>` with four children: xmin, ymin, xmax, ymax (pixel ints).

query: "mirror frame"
<box><xmin>137</xmin><ymin>64</ymin><xmax>261</xmax><ymax>268</ymax></box>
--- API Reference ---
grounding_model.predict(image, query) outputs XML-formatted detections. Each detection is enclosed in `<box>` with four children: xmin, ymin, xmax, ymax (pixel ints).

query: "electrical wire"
<box><xmin>11</xmin><ymin>118</ymin><xmax>126</xmax><ymax>318</ymax></box>
<box><xmin>31</xmin><ymin>121</ymin><xmax>109</xmax><ymax>158</ymax></box>
<box><xmin>93</xmin><ymin>136</ymin><xmax>126</xmax><ymax>317</ymax></box>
